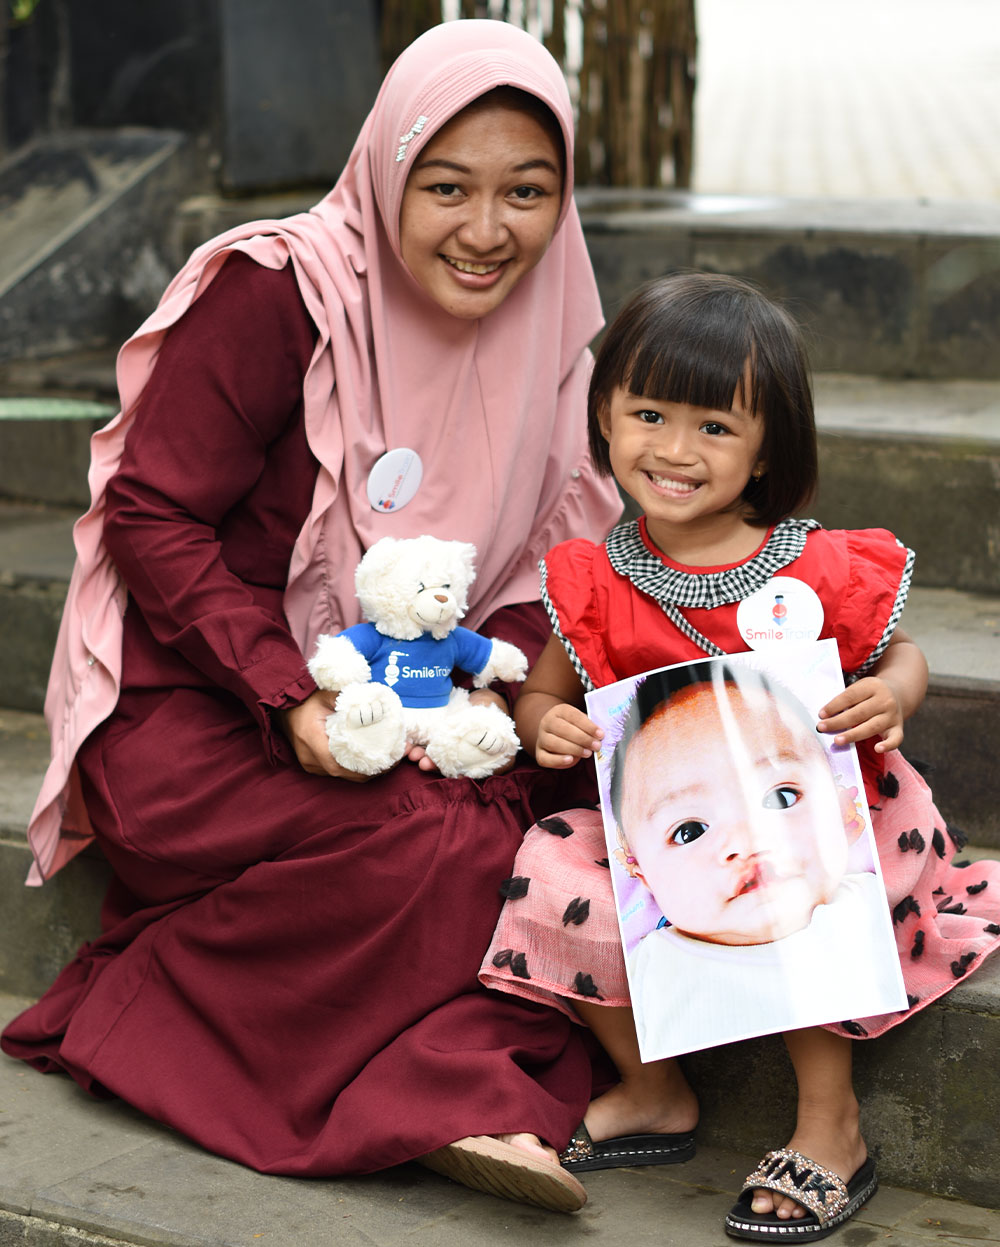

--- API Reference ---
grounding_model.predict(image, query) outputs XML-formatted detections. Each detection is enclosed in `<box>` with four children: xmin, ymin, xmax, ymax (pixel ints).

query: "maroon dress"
<box><xmin>1</xmin><ymin>255</ymin><xmax>599</xmax><ymax>1175</ymax></box>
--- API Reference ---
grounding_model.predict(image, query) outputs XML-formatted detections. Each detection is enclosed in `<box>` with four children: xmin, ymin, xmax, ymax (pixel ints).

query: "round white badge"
<box><xmin>366</xmin><ymin>448</ymin><xmax>423</xmax><ymax>513</ymax></box>
<box><xmin>735</xmin><ymin>576</ymin><xmax>825</xmax><ymax>650</ymax></box>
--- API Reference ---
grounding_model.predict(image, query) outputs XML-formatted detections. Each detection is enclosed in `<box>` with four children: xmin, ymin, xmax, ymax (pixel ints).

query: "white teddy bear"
<box><xmin>307</xmin><ymin>536</ymin><xmax>529</xmax><ymax>778</ymax></box>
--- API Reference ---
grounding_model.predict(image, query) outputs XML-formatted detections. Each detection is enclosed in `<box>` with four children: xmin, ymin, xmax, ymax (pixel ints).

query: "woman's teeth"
<box><xmin>444</xmin><ymin>257</ymin><xmax>502</xmax><ymax>275</ymax></box>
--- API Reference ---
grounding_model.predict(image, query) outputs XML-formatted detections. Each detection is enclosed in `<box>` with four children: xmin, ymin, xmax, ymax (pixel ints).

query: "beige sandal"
<box><xmin>418</xmin><ymin>1134</ymin><xmax>588</xmax><ymax>1212</ymax></box>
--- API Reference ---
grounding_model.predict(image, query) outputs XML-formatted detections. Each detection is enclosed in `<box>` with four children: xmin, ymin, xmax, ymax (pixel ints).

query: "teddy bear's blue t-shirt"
<box><xmin>339</xmin><ymin>623</ymin><xmax>494</xmax><ymax>709</ymax></box>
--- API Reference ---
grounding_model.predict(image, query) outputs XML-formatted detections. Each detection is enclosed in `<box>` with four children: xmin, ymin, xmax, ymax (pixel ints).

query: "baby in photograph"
<box><xmin>608</xmin><ymin>659</ymin><xmax>905</xmax><ymax>1056</ymax></box>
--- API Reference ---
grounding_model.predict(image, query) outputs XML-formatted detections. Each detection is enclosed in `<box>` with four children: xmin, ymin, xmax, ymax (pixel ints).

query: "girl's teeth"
<box><xmin>648</xmin><ymin>472</ymin><xmax>698</xmax><ymax>492</ymax></box>
<box><xmin>446</xmin><ymin>257</ymin><xmax>502</xmax><ymax>275</ymax></box>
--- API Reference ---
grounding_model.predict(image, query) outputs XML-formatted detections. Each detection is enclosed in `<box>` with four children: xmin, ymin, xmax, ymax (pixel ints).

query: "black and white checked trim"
<box><xmin>605</xmin><ymin>516</ymin><xmax>821</xmax><ymax>610</ymax></box>
<box><xmin>605</xmin><ymin>517</ymin><xmax>820</xmax><ymax>660</ymax></box>
<box><xmin>543</xmin><ymin>519</ymin><xmax>915</xmax><ymax>678</ymax></box>
<box><xmin>855</xmin><ymin>540</ymin><xmax>915</xmax><ymax>677</ymax></box>
<box><xmin>539</xmin><ymin>559</ymin><xmax>595</xmax><ymax>692</ymax></box>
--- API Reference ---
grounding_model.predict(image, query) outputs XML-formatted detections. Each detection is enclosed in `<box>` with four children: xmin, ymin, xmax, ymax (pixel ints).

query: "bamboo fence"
<box><xmin>379</xmin><ymin>0</ymin><xmax>696</xmax><ymax>189</ymax></box>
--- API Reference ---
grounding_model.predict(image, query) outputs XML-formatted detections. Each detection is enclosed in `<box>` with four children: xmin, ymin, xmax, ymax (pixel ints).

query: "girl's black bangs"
<box><xmin>624</xmin><ymin>324</ymin><xmax>757</xmax><ymax>415</ymax></box>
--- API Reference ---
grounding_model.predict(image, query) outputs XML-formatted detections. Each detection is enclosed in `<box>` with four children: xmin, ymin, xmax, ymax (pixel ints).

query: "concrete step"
<box><xmin>175</xmin><ymin>188</ymin><xmax>1000</xmax><ymax>383</ymax></box>
<box><xmin>576</xmin><ymin>190</ymin><xmax>1000</xmax><ymax>381</ymax></box>
<box><xmin>3</xmin><ymin>987</ymin><xmax>997</xmax><ymax>1247</ymax></box>
<box><xmin>812</xmin><ymin>374</ymin><xmax>1000</xmax><ymax>593</ymax></box>
<box><xmin>0</xmin><ymin>129</ymin><xmax>193</xmax><ymax>366</ymax></box>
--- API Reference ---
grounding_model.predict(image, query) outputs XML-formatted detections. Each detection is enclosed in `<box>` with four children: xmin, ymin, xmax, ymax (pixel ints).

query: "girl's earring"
<box><xmin>752</xmin><ymin>464</ymin><xmax>766</xmax><ymax>480</ymax></box>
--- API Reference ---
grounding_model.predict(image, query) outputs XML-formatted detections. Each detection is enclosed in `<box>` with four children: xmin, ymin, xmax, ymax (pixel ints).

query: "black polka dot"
<box><xmin>966</xmin><ymin>881</ymin><xmax>988</xmax><ymax>895</ymax></box>
<box><xmin>906</xmin><ymin>994</ymin><xmax>920</xmax><ymax>1009</ymax></box>
<box><xmin>893</xmin><ymin>895</ymin><xmax>920</xmax><ymax>925</ymax></box>
<box><xmin>951</xmin><ymin>952</ymin><xmax>977</xmax><ymax>978</ymax></box>
<box><xmin>562</xmin><ymin>897</ymin><xmax>591</xmax><ymax>926</ymax></box>
<box><xmin>877</xmin><ymin>771</ymin><xmax>900</xmax><ymax>799</ymax></box>
<box><xmin>573</xmin><ymin>972</ymin><xmax>604</xmax><ymax>999</ymax></box>
<box><xmin>492</xmin><ymin>949</ymin><xmax>531</xmax><ymax>979</ymax></box>
<box><xmin>594</xmin><ymin>858</ymin><xmax>610</xmax><ymax>869</ymax></box>
<box><xmin>841</xmin><ymin>1020</ymin><xmax>868</xmax><ymax>1037</ymax></box>
<box><xmin>910</xmin><ymin>929</ymin><xmax>925</xmax><ymax>958</ymax></box>
<box><xmin>931</xmin><ymin>829</ymin><xmax>947</xmax><ymax>859</ymax></box>
<box><xmin>947</xmin><ymin>824</ymin><xmax>969</xmax><ymax>851</ymax></box>
<box><xmin>499</xmin><ymin>876</ymin><xmax>530</xmax><ymax>900</ymax></box>
<box><xmin>984</xmin><ymin>924</ymin><xmax>1000</xmax><ymax>936</ymax></box>
<box><xmin>538</xmin><ymin>816</ymin><xmax>575</xmax><ymax>838</ymax></box>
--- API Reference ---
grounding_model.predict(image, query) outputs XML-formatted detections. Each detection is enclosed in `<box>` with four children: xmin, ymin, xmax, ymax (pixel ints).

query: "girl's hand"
<box><xmin>817</xmin><ymin>676</ymin><xmax>905</xmax><ymax>753</ymax></box>
<box><xmin>536</xmin><ymin>704</ymin><xmax>604</xmax><ymax>769</ymax></box>
<box><xmin>278</xmin><ymin>690</ymin><xmax>374</xmax><ymax>782</ymax></box>
<box><xmin>406</xmin><ymin>688</ymin><xmax>517</xmax><ymax>775</ymax></box>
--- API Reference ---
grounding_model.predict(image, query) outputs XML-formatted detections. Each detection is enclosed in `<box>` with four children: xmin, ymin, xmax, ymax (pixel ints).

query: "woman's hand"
<box><xmin>535</xmin><ymin>703</ymin><xmax>604</xmax><ymax>769</ymax></box>
<box><xmin>278</xmin><ymin>690</ymin><xmax>373</xmax><ymax>782</ymax></box>
<box><xmin>816</xmin><ymin>677</ymin><xmax>905</xmax><ymax>752</ymax></box>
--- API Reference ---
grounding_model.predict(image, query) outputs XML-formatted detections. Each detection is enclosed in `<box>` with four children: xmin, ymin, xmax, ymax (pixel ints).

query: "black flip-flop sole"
<box><xmin>560</xmin><ymin>1131</ymin><xmax>696</xmax><ymax>1173</ymax></box>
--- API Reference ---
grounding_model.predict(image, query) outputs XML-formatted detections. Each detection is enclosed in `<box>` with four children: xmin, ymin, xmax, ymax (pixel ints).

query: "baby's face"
<box><xmin>619</xmin><ymin>682</ymin><xmax>850</xmax><ymax>946</ymax></box>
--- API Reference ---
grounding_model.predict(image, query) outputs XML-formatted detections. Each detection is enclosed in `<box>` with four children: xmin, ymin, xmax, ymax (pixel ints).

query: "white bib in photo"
<box><xmin>366</xmin><ymin>448</ymin><xmax>423</xmax><ymax>513</ymax></box>
<box><xmin>736</xmin><ymin>576</ymin><xmax>825</xmax><ymax>649</ymax></box>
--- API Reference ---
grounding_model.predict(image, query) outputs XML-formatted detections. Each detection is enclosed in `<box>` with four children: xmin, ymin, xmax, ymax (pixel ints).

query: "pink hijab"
<box><xmin>26</xmin><ymin>19</ymin><xmax>621</xmax><ymax>883</ymax></box>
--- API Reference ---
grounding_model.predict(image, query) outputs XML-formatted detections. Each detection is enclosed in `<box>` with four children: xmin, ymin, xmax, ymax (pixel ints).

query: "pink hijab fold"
<box><xmin>27</xmin><ymin>19</ymin><xmax>621</xmax><ymax>883</ymax></box>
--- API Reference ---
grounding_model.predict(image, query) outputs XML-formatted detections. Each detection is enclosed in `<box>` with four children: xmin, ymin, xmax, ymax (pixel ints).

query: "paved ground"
<box><xmin>2</xmin><ymin>995</ymin><xmax>999</xmax><ymax>1247</ymax></box>
<box><xmin>694</xmin><ymin>0</ymin><xmax>1000</xmax><ymax>201</ymax></box>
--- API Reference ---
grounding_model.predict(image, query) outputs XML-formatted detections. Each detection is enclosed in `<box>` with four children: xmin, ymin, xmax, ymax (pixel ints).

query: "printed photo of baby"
<box><xmin>589</xmin><ymin>641</ymin><xmax>908</xmax><ymax>1061</ymax></box>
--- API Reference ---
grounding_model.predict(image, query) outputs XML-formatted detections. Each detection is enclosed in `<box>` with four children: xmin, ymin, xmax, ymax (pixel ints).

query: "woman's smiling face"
<box><xmin>619</xmin><ymin>682</ymin><xmax>851</xmax><ymax>946</ymax></box>
<box><xmin>399</xmin><ymin>100</ymin><xmax>563</xmax><ymax>320</ymax></box>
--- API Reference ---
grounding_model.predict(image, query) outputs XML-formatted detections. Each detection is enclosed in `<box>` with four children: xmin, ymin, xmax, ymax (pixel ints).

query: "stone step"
<box><xmin>811</xmin><ymin>374</ymin><xmax>1000</xmax><ymax>593</ymax></box>
<box><xmin>3</xmin><ymin>846</ymin><xmax>1000</xmax><ymax>1214</ymax></box>
<box><xmin>2</xmin><ymin>988</ymin><xmax>996</xmax><ymax>1247</ymax></box>
<box><xmin>0</xmin><ymin>129</ymin><xmax>193</xmax><ymax>367</ymax></box>
<box><xmin>576</xmin><ymin>190</ymin><xmax>1000</xmax><ymax>381</ymax></box>
<box><xmin>1</xmin><ymin>371</ymin><xmax>998</xmax><ymax>583</ymax></box>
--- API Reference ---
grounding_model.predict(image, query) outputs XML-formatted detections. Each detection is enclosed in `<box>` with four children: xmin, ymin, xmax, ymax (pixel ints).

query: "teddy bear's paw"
<box><xmin>473</xmin><ymin>638</ymin><xmax>529</xmax><ymax>687</ymax></box>
<box><xmin>324</xmin><ymin>683</ymin><xmax>406</xmax><ymax>774</ymax></box>
<box><xmin>308</xmin><ymin>633</ymin><xmax>372</xmax><ymax>691</ymax></box>
<box><xmin>427</xmin><ymin>703</ymin><xmax>520</xmax><ymax>779</ymax></box>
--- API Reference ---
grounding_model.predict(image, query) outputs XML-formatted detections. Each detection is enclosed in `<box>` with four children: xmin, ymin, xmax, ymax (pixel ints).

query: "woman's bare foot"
<box><xmin>495</xmin><ymin>1132</ymin><xmax>561</xmax><ymax>1166</ymax></box>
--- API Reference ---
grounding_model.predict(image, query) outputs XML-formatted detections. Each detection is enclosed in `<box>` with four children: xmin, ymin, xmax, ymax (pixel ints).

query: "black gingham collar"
<box><xmin>605</xmin><ymin>517</ymin><xmax>822</xmax><ymax>610</ymax></box>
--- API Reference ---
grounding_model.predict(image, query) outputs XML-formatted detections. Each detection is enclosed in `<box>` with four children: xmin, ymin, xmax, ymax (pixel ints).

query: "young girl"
<box><xmin>480</xmin><ymin>272</ymin><xmax>1000</xmax><ymax>1239</ymax></box>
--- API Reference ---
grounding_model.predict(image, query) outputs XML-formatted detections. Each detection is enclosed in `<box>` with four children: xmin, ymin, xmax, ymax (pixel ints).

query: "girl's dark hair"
<box><xmin>587</xmin><ymin>273</ymin><xmax>817</xmax><ymax>526</ymax></box>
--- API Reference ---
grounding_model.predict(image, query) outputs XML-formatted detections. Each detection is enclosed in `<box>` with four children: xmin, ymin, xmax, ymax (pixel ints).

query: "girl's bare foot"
<box><xmin>752</xmin><ymin>1028</ymin><xmax>865</xmax><ymax>1221</ymax></box>
<box><xmin>751</xmin><ymin>1116</ymin><xmax>867</xmax><ymax>1220</ymax></box>
<box><xmin>583</xmin><ymin>1070</ymin><xmax>699</xmax><ymax>1144</ymax></box>
<box><xmin>572</xmin><ymin>1002</ymin><xmax>699</xmax><ymax>1144</ymax></box>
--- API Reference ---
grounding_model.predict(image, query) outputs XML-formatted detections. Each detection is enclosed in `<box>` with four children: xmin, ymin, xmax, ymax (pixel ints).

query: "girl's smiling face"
<box><xmin>399</xmin><ymin>102</ymin><xmax>563</xmax><ymax>320</ymax></box>
<box><xmin>619</xmin><ymin>683</ymin><xmax>853</xmax><ymax>946</ymax></box>
<box><xmin>598</xmin><ymin>386</ymin><xmax>766</xmax><ymax>555</ymax></box>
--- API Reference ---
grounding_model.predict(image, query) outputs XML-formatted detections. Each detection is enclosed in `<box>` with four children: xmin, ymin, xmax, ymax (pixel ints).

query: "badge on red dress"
<box><xmin>736</xmin><ymin>576</ymin><xmax>825</xmax><ymax>649</ymax></box>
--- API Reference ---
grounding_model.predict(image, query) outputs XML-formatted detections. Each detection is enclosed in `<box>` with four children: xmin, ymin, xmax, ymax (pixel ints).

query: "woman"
<box><xmin>1</xmin><ymin>20</ymin><xmax>621</xmax><ymax>1213</ymax></box>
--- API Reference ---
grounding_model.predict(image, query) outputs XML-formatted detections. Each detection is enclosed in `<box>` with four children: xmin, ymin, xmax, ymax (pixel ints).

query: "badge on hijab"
<box><xmin>366</xmin><ymin>448</ymin><xmax>423</xmax><ymax>512</ymax></box>
<box><xmin>736</xmin><ymin>576</ymin><xmax>825</xmax><ymax>649</ymax></box>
